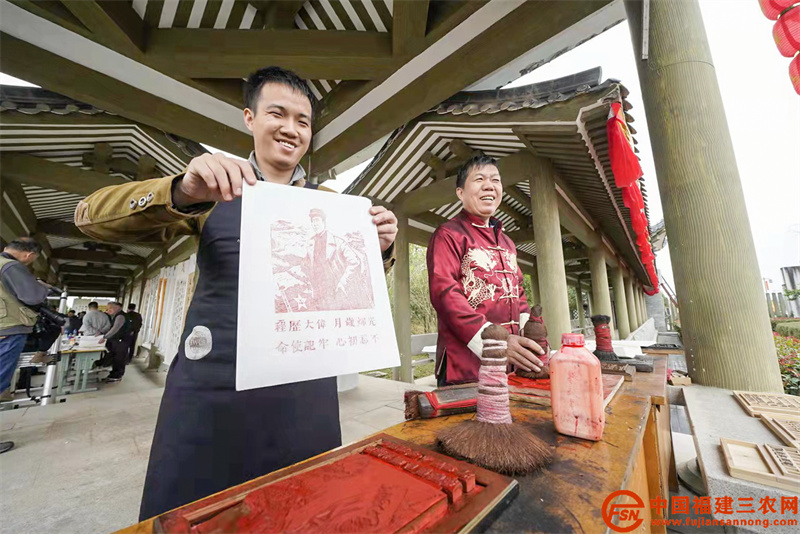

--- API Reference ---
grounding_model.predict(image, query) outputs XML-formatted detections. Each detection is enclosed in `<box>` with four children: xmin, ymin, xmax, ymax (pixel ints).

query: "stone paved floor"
<box><xmin>0</xmin><ymin>360</ymin><xmax>431</xmax><ymax>533</ymax></box>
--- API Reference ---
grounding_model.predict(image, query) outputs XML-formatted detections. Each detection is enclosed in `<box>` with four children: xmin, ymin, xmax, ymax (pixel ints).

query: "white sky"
<box><xmin>3</xmin><ymin>0</ymin><xmax>798</xmax><ymax>293</ymax></box>
<box><xmin>338</xmin><ymin>0</ymin><xmax>800</xmax><ymax>292</ymax></box>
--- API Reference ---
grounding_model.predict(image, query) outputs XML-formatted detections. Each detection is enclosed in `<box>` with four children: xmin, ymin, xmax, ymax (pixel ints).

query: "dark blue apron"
<box><xmin>139</xmin><ymin>184</ymin><xmax>341</xmax><ymax>520</ymax></box>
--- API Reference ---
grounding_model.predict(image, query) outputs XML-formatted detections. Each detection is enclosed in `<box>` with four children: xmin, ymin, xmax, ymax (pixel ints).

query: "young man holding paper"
<box><xmin>75</xmin><ymin>67</ymin><xmax>398</xmax><ymax>520</ymax></box>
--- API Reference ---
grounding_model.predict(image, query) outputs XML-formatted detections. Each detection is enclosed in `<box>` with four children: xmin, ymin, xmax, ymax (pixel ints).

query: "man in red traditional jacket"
<box><xmin>427</xmin><ymin>154</ymin><xmax>545</xmax><ymax>386</ymax></box>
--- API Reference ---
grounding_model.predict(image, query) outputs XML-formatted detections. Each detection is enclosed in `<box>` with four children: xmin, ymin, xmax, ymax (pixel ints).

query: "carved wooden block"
<box><xmin>600</xmin><ymin>361</ymin><xmax>636</xmax><ymax>382</ymax></box>
<box><xmin>763</xmin><ymin>443</ymin><xmax>800</xmax><ymax>479</ymax></box>
<box><xmin>720</xmin><ymin>438</ymin><xmax>800</xmax><ymax>492</ymax></box>
<box><xmin>761</xmin><ymin>415</ymin><xmax>800</xmax><ymax>448</ymax></box>
<box><xmin>733</xmin><ymin>391</ymin><xmax>800</xmax><ymax>417</ymax></box>
<box><xmin>156</xmin><ymin>434</ymin><xmax>518</xmax><ymax>534</ymax></box>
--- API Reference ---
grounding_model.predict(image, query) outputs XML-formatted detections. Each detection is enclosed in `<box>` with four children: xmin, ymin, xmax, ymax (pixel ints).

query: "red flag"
<box><xmin>607</xmin><ymin>102</ymin><xmax>643</xmax><ymax>188</ymax></box>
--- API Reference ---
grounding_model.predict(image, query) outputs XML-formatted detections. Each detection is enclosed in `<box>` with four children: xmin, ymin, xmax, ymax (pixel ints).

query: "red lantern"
<box><xmin>791</xmin><ymin>53</ymin><xmax>800</xmax><ymax>94</ymax></box>
<box><xmin>773</xmin><ymin>6</ymin><xmax>800</xmax><ymax>57</ymax></box>
<box><xmin>760</xmin><ymin>0</ymin><xmax>798</xmax><ymax>20</ymax></box>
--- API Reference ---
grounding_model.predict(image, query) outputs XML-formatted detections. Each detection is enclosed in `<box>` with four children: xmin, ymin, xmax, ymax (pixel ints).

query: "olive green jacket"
<box><xmin>74</xmin><ymin>174</ymin><xmax>396</xmax><ymax>270</ymax></box>
<box><xmin>0</xmin><ymin>256</ymin><xmax>40</xmax><ymax>334</ymax></box>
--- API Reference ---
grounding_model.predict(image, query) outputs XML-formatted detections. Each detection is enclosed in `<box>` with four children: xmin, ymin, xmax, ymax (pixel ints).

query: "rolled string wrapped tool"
<box><xmin>515</xmin><ymin>304</ymin><xmax>550</xmax><ymax>379</ymax></box>
<box><xmin>591</xmin><ymin>315</ymin><xmax>619</xmax><ymax>362</ymax></box>
<box><xmin>437</xmin><ymin>324</ymin><xmax>553</xmax><ymax>474</ymax></box>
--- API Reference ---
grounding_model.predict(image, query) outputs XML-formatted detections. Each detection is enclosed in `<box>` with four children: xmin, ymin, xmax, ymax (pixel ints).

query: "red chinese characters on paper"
<box><xmin>273</xmin><ymin>314</ymin><xmax>381</xmax><ymax>355</ymax></box>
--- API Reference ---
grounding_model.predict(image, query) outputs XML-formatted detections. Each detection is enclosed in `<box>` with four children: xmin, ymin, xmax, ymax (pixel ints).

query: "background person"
<box><xmin>81</xmin><ymin>301</ymin><xmax>110</xmax><ymax>336</ymax></box>
<box><xmin>99</xmin><ymin>302</ymin><xmax>132</xmax><ymax>382</ymax></box>
<box><xmin>0</xmin><ymin>238</ymin><xmax>50</xmax><ymax>453</ymax></box>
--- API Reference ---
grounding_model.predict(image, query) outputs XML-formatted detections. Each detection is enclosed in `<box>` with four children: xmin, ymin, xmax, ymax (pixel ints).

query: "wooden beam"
<box><xmin>311</xmin><ymin>1</ymin><xmax>613</xmax><ymax>175</ymax></box>
<box><xmin>6</xmin><ymin>1</ymin><xmax>89</xmax><ymax>36</ymax></box>
<box><xmin>63</xmin><ymin>274</ymin><xmax>128</xmax><ymax>285</ymax></box>
<box><xmin>0</xmin><ymin>34</ymin><xmax>252</xmax><ymax>156</ymax></box>
<box><xmin>1</xmin><ymin>151</ymin><xmax>127</xmax><ymax>196</ymax></box>
<box><xmin>499</xmin><ymin>201</ymin><xmax>528</xmax><ymax>227</ymax></box>
<box><xmin>253</xmin><ymin>0</ymin><xmax>306</xmax><ymax>29</ymax></box>
<box><xmin>396</xmin><ymin>151</ymin><xmax>530</xmax><ymax>214</ymax></box>
<box><xmin>37</xmin><ymin>218</ymin><xmax>163</xmax><ymax>248</ymax></box>
<box><xmin>37</xmin><ymin>219</ymin><xmax>87</xmax><ymax>241</ymax></box>
<box><xmin>163</xmin><ymin>236</ymin><xmax>199</xmax><ymax>267</ymax></box>
<box><xmin>393</xmin><ymin>1</ymin><xmax>430</xmax><ymax>57</ymax></box>
<box><xmin>507</xmin><ymin>228</ymin><xmax>535</xmax><ymax>244</ymax></box>
<box><xmin>52</xmin><ymin>249</ymin><xmax>146</xmax><ymax>266</ymax></box>
<box><xmin>504</xmin><ymin>184</ymin><xmax>531</xmax><ymax>209</ymax></box>
<box><xmin>449</xmin><ymin>139</ymin><xmax>476</xmax><ymax>160</ymax></box>
<box><xmin>563</xmin><ymin>247</ymin><xmax>588</xmax><ymax>262</ymax></box>
<box><xmin>1</xmin><ymin>178</ymin><xmax>60</xmax><ymax>282</ymax></box>
<box><xmin>147</xmin><ymin>29</ymin><xmax>393</xmax><ymax>80</ymax></box>
<box><xmin>61</xmin><ymin>1</ymin><xmax>146</xmax><ymax>56</ymax></box>
<box><xmin>60</xmin><ymin>264</ymin><xmax>135</xmax><ymax>278</ymax></box>
<box><xmin>189</xmin><ymin>78</ymin><xmax>244</xmax><ymax>108</ymax></box>
<box><xmin>420</xmin><ymin>151</ymin><xmax>447</xmax><ymax>181</ymax></box>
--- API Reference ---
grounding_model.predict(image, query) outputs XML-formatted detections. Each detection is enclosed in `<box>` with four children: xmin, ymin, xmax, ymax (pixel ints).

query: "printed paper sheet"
<box><xmin>236</xmin><ymin>181</ymin><xmax>400</xmax><ymax>390</ymax></box>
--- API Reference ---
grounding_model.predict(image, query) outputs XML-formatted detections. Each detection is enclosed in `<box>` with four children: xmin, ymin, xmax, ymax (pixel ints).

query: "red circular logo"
<box><xmin>602</xmin><ymin>490</ymin><xmax>645</xmax><ymax>533</ymax></box>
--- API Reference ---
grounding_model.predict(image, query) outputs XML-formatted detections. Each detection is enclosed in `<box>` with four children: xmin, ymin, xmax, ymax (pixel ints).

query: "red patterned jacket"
<box><xmin>427</xmin><ymin>210</ymin><xmax>531</xmax><ymax>385</ymax></box>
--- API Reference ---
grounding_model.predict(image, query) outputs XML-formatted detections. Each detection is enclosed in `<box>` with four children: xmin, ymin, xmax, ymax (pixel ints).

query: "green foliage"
<box><xmin>776</xmin><ymin>321</ymin><xmax>800</xmax><ymax>338</ymax></box>
<box><xmin>385</xmin><ymin>244</ymin><xmax>438</xmax><ymax>335</ymax></box>
<box><xmin>775</xmin><ymin>333</ymin><xmax>800</xmax><ymax>396</ymax></box>
<box><xmin>784</xmin><ymin>288</ymin><xmax>800</xmax><ymax>301</ymax></box>
<box><xmin>771</xmin><ymin>317</ymin><xmax>800</xmax><ymax>332</ymax></box>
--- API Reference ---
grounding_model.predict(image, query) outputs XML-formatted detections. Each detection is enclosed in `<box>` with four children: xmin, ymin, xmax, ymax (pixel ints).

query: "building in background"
<box><xmin>780</xmin><ymin>266</ymin><xmax>800</xmax><ymax>317</ymax></box>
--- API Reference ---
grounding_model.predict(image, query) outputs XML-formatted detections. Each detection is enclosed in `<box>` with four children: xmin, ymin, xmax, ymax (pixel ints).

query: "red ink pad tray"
<box><xmin>155</xmin><ymin>434</ymin><xmax>518</xmax><ymax>534</ymax></box>
<box><xmin>508</xmin><ymin>372</ymin><xmax>623</xmax><ymax>408</ymax></box>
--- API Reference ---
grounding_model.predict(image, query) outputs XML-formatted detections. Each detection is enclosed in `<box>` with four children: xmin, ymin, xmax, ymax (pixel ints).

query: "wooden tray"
<box><xmin>733</xmin><ymin>391</ymin><xmax>800</xmax><ymax>417</ymax></box>
<box><xmin>720</xmin><ymin>438</ymin><xmax>800</xmax><ymax>492</ymax></box>
<box><xmin>155</xmin><ymin>434</ymin><xmax>518</xmax><ymax>534</ymax></box>
<box><xmin>507</xmin><ymin>373</ymin><xmax>623</xmax><ymax>408</ymax></box>
<box><xmin>761</xmin><ymin>415</ymin><xmax>800</xmax><ymax>448</ymax></box>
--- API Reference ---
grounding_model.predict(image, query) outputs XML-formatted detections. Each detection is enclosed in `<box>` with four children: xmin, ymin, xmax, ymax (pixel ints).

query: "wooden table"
<box><xmin>119</xmin><ymin>355</ymin><xmax>672</xmax><ymax>534</ymax></box>
<box><xmin>59</xmin><ymin>347</ymin><xmax>106</xmax><ymax>394</ymax></box>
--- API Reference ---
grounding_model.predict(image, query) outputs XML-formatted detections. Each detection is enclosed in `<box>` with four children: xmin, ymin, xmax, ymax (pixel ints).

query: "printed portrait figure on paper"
<box><xmin>272</xmin><ymin>208</ymin><xmax>374</xmax><ymax>313</ymax></box>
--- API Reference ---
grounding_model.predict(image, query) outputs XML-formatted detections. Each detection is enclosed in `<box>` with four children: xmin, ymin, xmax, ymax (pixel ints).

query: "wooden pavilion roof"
<box><xmin>346</xmin><ymin>67</ymin><xmax>654</xmax><ymax>285</ymax></box>
<box><xmin>0</xmin><ymin>0</ymin><xmax>627</xmax><ymax>180</ymax></box>
<box><xmin>0</xmin><ymin>85</ymin><xmax>204</xmax><ymax>293</ymax></box>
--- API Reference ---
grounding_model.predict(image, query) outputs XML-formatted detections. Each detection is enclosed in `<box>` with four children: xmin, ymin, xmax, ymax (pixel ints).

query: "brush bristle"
<box><xmin>404</xmin><ymin>390</ymin><xmax>422</xmax><ymax>420</ymax></box>
<box><xmin>437</xmin><ymin>420</ymin><xmax>553</xmax><ymax>474</ymax></box>
<box><xmin>515</xmin><ymin>367</ymin><xmax>550</xmax><ymax>380</ymax></box>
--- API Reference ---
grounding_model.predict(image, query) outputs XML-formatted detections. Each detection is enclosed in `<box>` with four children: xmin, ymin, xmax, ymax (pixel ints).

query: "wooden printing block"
<box><xmin>600</xmin><ymin>362</ymin><xmax>636</xmax><ymax>382</ymax></box>
<box><xmin>364</xmin><ymin>445</ymin><xmax>464</xmax><ymax>503</ymax></box>
<box><xmin>156</xmin><ymin>434</ymin><xmax>518</xmax><ymax>534</ymax></box>
<box><xmin>237</xmin><ymin>453</ymin><xmax>449</xmax><ymax>533</ymax></box>
<box><xmin>380</xmin><ymin>440</ymin><xmax>477</xmax><ymax>492</ymax></box>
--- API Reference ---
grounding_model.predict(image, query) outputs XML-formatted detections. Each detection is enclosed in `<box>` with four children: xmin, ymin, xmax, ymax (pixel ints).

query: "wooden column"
<box><xmin>575</xmin><ymin>276</ymin><xmax>586</xmax><ymax>333</ymax></box>
<box><xmin>393</xmin><ymin>214</ymin><xmax>413</xmax><ymax>383</ymax></box>
<box><xmin>527</xmin><ymin>261</ymin><xmax>541</xmax><ymax>306</ymax></box>
<box><xmin>529</xmin><ymin>157</ymin><xmax>571</xmax><ymax>349</ymax></box>
<box><xmin>613</xmin><ymin>268</ymin><xmax>631</xmax><ymax>339</ymax></box>
<box><xmin>625</xmin><ymin>0</ymin><xmax>782</xmax><ymax>391</ymax></box>
<box><xmin>625</xmin><ymin>275</ymin><xmax>639</xmax><ymax>331</ymax></box>
<box><xmin>588</xmin><ymin>247</ymin><xmax>614</xmax><ymax>328</ymax></box>
<box><xmin>638</xmin><ymin>287</ymin><xmax>647</xmax><ymax>324</ymax></box>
